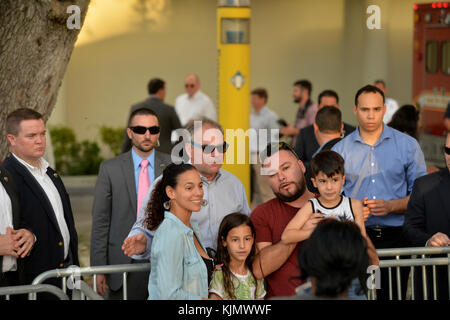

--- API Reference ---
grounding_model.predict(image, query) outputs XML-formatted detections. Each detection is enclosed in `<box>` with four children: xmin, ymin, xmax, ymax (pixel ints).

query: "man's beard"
<box><xmin>293</xmin><ymin>96</ymin><xmax>302</xmax><ymax>104</ymax></box>
<box><xmin>136</xmin><ymin>141</ymin><xmax>155</xmax><ymax>153</ymax></box>
<box><xmin>274</xmin><ymin>180</ymin><xmax>306</xmax><ymax>203</ymax></box>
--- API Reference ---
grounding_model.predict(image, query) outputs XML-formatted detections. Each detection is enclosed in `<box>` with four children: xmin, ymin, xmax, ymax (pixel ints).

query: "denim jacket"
<box><xmin>148</xmin><ymin>211</ymin><xmax>208</xmax><ymax>300</ymax></box>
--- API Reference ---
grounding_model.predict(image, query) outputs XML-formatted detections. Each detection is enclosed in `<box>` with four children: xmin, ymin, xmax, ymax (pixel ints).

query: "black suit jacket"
<box><xmin>0</xmin><ymin>167</ymin><xmax>26</xmax><ymax>285</ymax></box>
<box><xmin>294</xmin><ymin>122</ymin><xmax>355</xmax><ymax>167</ymax></box>
<box><xmin>404</xmin><ymin>169</ymin><xmax>450</xmax><ymax>246</ymax></box>
<box><xmin>1</xmin><ymin>154</ymin><xmax>79</xmax><ymax>286</ymax></box>
<box><xmin>121</xmin><ymin>96</ymin><xmax>182</xmax><ymax>155</ymax></box>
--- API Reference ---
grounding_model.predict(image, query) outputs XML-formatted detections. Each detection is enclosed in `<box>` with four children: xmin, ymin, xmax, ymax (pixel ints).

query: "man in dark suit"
<box><xmin>1</xmin><ymin>108</ymin><xmax>79</xmax><ymax>299</ymax></box>
<box><xmin>305</xmin><ymin>106</ymin><xmax>344</xmax><ymax>194</ymax></box>
<box><xmin>0</xmin><ymin>167</ymin><xmax>34</xmax><ymax>292</ymax></box>
<box><xmin>91</xmin><ymin>108</ymin><xmax>172</xmax><ymax>299</ymax></box>
<box><xmin>403</xmin><ymin>131</ymin><xmax>450</xmax><ymax>300</ymax></box>
<box><xmin>294</xmin><ymin>90</ymin><xmax>355</xmax><ymax>166</ymax></box>
<box><xmin>121</xmin><ymin>78</ymin><xmax>182</xmax><ymax>155</ymax></box>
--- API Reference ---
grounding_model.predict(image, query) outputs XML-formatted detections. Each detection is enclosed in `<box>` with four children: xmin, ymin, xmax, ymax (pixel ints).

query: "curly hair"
<box><xmin>214</xmin><ymin>213</ymin><xmax>260</xmax><ymax>299</ymax></box>
<box><xmin>144</xmin><ymin>163</ymin><xmax>197</xmax><ymax>230</ymax></box>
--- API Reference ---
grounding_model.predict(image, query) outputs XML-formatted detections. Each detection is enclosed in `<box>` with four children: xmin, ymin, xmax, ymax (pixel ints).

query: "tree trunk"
<box><xmin>0</xmin><ymin>0</ymin><xmax>90</xmax><ymax>159</ymax></box>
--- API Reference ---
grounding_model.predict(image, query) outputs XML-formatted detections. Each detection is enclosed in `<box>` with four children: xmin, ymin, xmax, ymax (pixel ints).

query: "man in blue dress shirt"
<box><xmin>332</xmin><ymin>84</ymin><xmax>427</xmax><ymax>300</ymax></box>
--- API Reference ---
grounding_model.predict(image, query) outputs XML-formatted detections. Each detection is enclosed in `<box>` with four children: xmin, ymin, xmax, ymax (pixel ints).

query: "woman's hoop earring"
<box><xmin>163</xmin><ymin>200</ymin><xmax>171</xmax><ymax>210</ymax></box>
<box><xmin>201</xmin><ymin>199</ymin><xmax>208</xmax><ymax>207</ymax></box>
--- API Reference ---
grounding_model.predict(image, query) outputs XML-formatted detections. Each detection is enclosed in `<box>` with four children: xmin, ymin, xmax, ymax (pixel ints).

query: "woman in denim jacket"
<box><xmin>145</xmin><ymin>163</ymin><xmax>213</xmax><ymax>299</ymax></box>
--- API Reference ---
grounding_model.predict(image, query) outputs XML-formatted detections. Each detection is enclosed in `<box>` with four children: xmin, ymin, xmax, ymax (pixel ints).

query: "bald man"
<box><xmin>174</xmin><ymin>74</ymin><xmax>217</xmax><ymax>126</ymax></box>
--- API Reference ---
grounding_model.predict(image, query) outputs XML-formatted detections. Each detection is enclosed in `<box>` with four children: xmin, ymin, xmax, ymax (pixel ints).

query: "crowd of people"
<box><xmin>1</xmin><ymin>76</ymin><xmax>450</xmax><ymax>301</ymax></box>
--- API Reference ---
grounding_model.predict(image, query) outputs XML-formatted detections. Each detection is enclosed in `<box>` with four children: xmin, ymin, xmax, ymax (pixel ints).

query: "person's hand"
<box><xmin>303</xmin><ymin>213</ymin><xmax>324</xmax><ymax>231</ymax></box>
<box><xmin>92</xmin><ymin>274</ymin><xmax>107</xmax><ymax>296</ymax></box>
<box><xmin>426</xmin><ymin>165</ymin><xmax>439</xmax><ymax>174</ymax></box>
<box><xmin>363</xmin><ymin>198</ymin><xmax>390</xmax><ymax>216</ymax></box>
<box><xmin>279</xmin><ymin>125</ymin><xmax>298</xmax><ymax>137</ymax></box>
<box><xmin>362</xmin><ymin>197</ymin><xmax>370</xmax><ymax>221</ymax></box>
<box><xmin>428</xmin><ymin>232</ymin><xmax>450</xmax><ymax>247</ymax></box>
<box><xmin>122</xmin><ymin>233</ymin><xmax>147</xmax><ymax>257</ymax></box>
<box><xmin>13</xmin><ymin>228</ymin><xmax>35</xmax><ymax>258</ymax></box>
<box><xmin>279</xmin><ymin>126</ymin><xmax>288</xmax><ymax>136</ymax></box>
<box><xmin>0</xmin><ymin>227</ymin><xmax>19</xmax><ymax>257</ymax></box>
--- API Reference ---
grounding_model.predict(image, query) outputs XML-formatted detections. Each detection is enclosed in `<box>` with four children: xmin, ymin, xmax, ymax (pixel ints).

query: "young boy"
<box><xmin>281</xmin><ymin>150</ymin><xmax>378</xmax><ymax>265</ymax></box>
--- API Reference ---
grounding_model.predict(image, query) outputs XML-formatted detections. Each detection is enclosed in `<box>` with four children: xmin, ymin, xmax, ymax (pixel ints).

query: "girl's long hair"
<box><xmin>214</xmin><ymin>213</ymin><xmax>259</xmax><ymax>299</ymax></box>
<box><xmin>144</xmin><ymin>163</ymin><xmax>197</xmax><ymax>231</ymax></box>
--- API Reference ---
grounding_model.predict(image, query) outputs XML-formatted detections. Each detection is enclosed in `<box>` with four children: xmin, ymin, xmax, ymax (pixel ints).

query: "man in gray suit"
<box><xmin>91</xmin><ymin>108</ymin><xmax>172</xmax><ymax>300</ymax></box>
<box><xmin>121</xmin><ymin>78</ymin><xmax>182</xmax><ymax>155</ymax></box>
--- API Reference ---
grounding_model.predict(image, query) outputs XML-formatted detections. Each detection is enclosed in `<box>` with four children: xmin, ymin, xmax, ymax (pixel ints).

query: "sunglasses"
<box><xmin>185</xmin><ymin>84</ymin><xmax>195</xmax><ymax>88</ymax></box>
<box><xmin>190</xmin><ymin>141</ymin><xmax>229</xmax><ymax>154</ymax></box>
<box><xmin>129</xmin><ymin>126</ymin><xmax>160</xmax><ymax>135</ymax></box>
<box><xmin>445</xmin><ymin>146</ymin><xmax>450</xmax><ymax>155</ymax></box>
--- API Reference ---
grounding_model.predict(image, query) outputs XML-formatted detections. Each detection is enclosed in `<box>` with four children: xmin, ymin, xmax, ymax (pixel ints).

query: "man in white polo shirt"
<box><xmin>175</xmin><ymin>74</ymin><xmax>217</xmax><ymax>126</ymax></box>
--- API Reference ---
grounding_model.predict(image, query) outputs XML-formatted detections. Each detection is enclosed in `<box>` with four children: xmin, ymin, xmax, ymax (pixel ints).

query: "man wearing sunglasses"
<box><xmin>404</xmin><ymin>131</ymin><xmax>450</xmax><ymax>300</ymax></box>
<box><xmin>174</xmin><ymin>74</ymin><xmax>217</xmax><ymax>126</ymax></box>
<box><xmin>91</xmin><ymin>108</ymin><xmax>172</xmax><ymax>300</ymax></box>
<box><xmin>122</xmin><ymin>117</ymin><xmax>251</xmax><ymax>262</ymax></box>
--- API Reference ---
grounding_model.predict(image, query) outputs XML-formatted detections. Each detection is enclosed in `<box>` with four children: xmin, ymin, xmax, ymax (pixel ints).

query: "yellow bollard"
<box><xmin>217</xmin><ymin>0</ymin><xmax>251</xmax><ymax>202</ymax></box>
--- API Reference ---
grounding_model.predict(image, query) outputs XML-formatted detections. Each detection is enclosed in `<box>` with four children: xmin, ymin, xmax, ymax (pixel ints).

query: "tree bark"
<box><xmin>0</xmin><ymin>0</ymin><xmax>90</xmax><ymax>159</ymax></box>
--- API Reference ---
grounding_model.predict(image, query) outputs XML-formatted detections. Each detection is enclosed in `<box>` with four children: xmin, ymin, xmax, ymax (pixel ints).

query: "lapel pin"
<box><xmin>3</xmin><ymin>177</ymin><xmax>8</xmax><ymax>183</ymax></box>
<box><xmin>53</xmin><ymin>173</ymin><xmax>59</xmax><ymax>178</ymax></box>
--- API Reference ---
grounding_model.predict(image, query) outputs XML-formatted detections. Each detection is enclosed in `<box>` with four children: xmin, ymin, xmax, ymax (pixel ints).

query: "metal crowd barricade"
<box><xmin>0</xmin><ymin>284</ymin><xmax>69</xmax><ymax>300</ymax></box>
<box><xmin>368</xmin><ymin>247</ymin><xmax>450</xmax><ymax>300</ymax></box>
<box><xmin>30</xmin><ymin>263</ymin><xmax>150</xmax><ymax>300</ymax></box>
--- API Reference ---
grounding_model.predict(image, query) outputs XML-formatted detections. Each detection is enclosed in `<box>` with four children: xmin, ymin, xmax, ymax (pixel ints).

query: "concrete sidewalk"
<box><xmin>63</xmin><ymin>175</ymin><xmax>96</xmax><ymax>268</ymax></box>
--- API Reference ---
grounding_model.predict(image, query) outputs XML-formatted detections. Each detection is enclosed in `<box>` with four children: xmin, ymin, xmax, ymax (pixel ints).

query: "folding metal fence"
<box><xmin>1</xmin><ymin>247</ymin><xmax>449</xmax><ymax>300</ymax></box>
<box><xmin>368</xmin><ymin>247</ymin><xmax>450</xmax><ymax>300</ymax></box>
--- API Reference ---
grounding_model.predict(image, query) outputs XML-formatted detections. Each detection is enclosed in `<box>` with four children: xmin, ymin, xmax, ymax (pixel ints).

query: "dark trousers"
<box><xmin>367</xmin><ymin>226</ymin><xmax>411</xmax><ymax>301</ymax></box>
<box><xmin>106</xmin><ymin>260</ymin><xmax>150</xmax><ymax>300</ymax></box>
<box><xmin>0</xmin><ymin>271</ymin><xmax>26</xmax><ymax>300</ymax></box>
<box><xmin>412</xmin><ymin>260</ymin><xmax>449</xmax><ymax>300</ymax></box>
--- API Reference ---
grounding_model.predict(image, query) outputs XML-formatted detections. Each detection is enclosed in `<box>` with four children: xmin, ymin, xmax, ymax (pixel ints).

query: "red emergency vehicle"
<box><xmin>413</xmin><ymin>2</ymin><xmax>450</xmax><ymax>167</ymax></box>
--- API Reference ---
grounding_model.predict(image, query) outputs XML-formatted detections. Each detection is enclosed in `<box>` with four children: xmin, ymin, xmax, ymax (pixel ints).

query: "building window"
<box><xmin>426</xmin><ymin>41</ymin><xmax>438</xmax><ymax>73</ymax></box>
<box><xmin>442</xmin><ymin>41</ymin><xmax>450</xmax><ymax>75</ymax></box>
<box><xmin>221</xmin><ymin>18</ymin><xmax>250</xmax><ymax>44</ymax></box>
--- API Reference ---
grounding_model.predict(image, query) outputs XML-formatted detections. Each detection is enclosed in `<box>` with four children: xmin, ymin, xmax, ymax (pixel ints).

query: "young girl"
<box><xmin>208</xmin><ymin>213</ymin><xmax>266</xmax><ymax>300</ymax></box>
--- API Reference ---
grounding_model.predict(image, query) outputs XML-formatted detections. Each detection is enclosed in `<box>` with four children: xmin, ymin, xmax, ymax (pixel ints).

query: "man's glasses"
<box><xmin>129</xmin><ymin>126</ymin><xmax>160</xmax><ymax>135</ymax></box>
<box><xmin>444</xmin><ymin>146</ymin><xmax>450</xmax><ymax>155</ymax></box>
<box><xmin>185</xmin><ymin>84</ymin><xmax>195</xmax><ymax>88</ymax></box>
<box><xmin>190</xmin><ymin>141</ymin><xmax>229</xmax><ymax>154</ymax></box>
